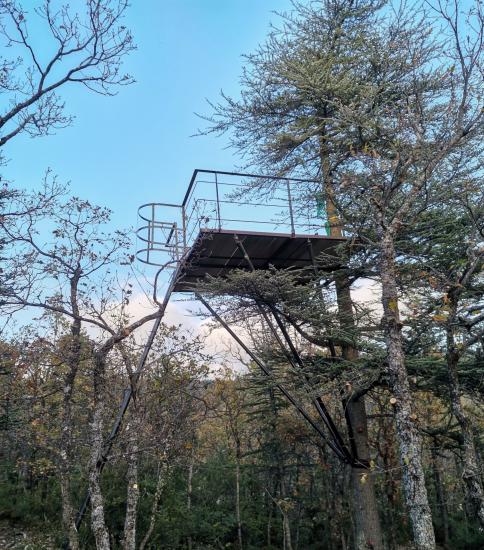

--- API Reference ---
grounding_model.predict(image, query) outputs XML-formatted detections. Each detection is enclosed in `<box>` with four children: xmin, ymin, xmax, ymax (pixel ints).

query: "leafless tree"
<box><xmin>0</xmin><ymin>0</ymin><xmax>134</xmax><ymax>149</ymax></box>
<box><xmin>1</xmin><ymin>187</ymin><xmax>167</xmax><ymax>548</ymax></box>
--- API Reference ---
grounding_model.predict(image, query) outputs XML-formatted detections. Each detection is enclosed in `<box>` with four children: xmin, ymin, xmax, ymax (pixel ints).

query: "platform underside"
<box><xmin>173</xmin><ymin>229</ymin><xmax>346</xmax><ymax>292</ymax></box>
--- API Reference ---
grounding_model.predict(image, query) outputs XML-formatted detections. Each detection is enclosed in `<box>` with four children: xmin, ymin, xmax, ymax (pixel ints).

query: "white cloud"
<box><xmin>122</xmin><ymin>277</ymin><xmax>384</xmax><ymax>373</ymax></box>
<box><xmin>351</xmin><ymin>278</ymin><xmax>382</xmax><ymax>314</ymax></box>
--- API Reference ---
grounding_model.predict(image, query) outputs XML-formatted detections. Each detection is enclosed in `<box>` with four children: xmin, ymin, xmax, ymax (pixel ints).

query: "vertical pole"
<box><xmin>286</xmin><ymin>180</ymin><xmax>295</xmax><ymax>236</ymax></box>
<box><xmin>148</xmin><ymin>204</ymin><xmax>155</xmax><ymax>264</ymax></box>
<box><xmin>215</xmin><ymin>172</ymin><xmax>222</xmax><ymax>231</ymax></box>
<box><xmin>306</xmin><ymin>239</ymin><xmax>318</xmax><ymax>276</ymax></box>
<box><xmin>151</xmin><ymin>204</ymin><xmax>155</xmax><ymax>249</ymax></box>
<box><xmin>182</xmin><ymin>205</ymin><xmax>187</xmax><ymax>251</ymax></box>
<box><xmin>173</xmin><ymin>222</ymin><xmax>179</xmax><ymax>262</ymax></box>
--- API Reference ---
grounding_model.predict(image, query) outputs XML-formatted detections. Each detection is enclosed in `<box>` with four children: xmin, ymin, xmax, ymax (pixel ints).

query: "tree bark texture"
<box><xmin>336</xmin><ymin>278</ymin><xmax>384</xmax><ymax>550</ymax></box>
<box><xmin>235</xmin><ymin>446</ymin><xmax>243</xmax><ymax>550</ymax></box>
<box><xmin>139</xmin><ymin>459</ymin><xmax>168</xmax><ymax>550</ymax></box>
<box><xmin>325</xmin><ymin>167</ymin><xmax>384</xmax><ymax>550</ymax></box>
<box><xmin>380</xmin><ymin>234</ymin><xmax>435</xmax><ymax>550</ymax></box>
<box><xmin>430</xmin><ymin>446</ymin><xmax>450</xmax><ymax>547</ymax></box>
<box><xmin>60</xmin><ymin>350</ymin><xmax>80</xmax><ymax>550</ymax></box>
<box><xmin>282</xmin><ymin>508</ymin><xmax>293</xmax><ymax>550</ymax></box>
<box><xmin>88</xmin><ymin>353</ymin><xmax>111</xmax><ymax>550</ymax></box>
<box><xmin>60</xmin><ymin>279</ymin><xmax>82</xmax><ymax>550</ymax></box>
<box><xmin>122</xmin><ymin>411</ymin><xmax>141</xmax><ymax>550</ymax></box>
<box><xmin>347</xmin><ymin>400</ymin><xmax>384</xmax><ymax>550</ymax></box>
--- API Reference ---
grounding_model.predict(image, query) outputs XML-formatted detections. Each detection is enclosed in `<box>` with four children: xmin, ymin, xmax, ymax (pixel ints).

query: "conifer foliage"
<box><xmin>1</xmin><ymin>1</ymin><xmax>483</xmax><ymax>549</ymax></box>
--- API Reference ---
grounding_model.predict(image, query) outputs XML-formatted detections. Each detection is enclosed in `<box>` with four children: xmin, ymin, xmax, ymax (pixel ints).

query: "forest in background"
<box><xmin>0</xmin><ymin>1</ymin><xmax>483</xmax><ymax>549</ymax></box>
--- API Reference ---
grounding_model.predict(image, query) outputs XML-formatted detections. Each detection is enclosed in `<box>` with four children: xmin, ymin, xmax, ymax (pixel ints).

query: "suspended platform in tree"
<box><xmin>172</xmin><ymin>228</ymin><xmax>346</xmax><ymax>292</ymax></box>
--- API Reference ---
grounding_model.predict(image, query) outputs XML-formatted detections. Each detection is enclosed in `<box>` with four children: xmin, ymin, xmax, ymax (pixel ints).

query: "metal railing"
<box><xmin>137</xmin><ymin>169</ymin><xmax>326</xmax><ymax>266</ymax></box>
<box><xmin>137</xmin><ymin>203</ymin><xmax>185</xmax><ymax>266</ymax></box>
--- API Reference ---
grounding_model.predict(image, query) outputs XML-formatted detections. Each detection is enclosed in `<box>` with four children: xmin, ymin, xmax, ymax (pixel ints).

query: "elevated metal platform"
<box><xmin>71</xmin><ymin>170</ymin><xmax>356</xmax><ymax>536</ymax></box>
<box><xmin>138</xmin><ymin>172</ymin><xmax>361</xmax><ymax>467</ymax></box>
<box><xmin>173</xmin><ymin>228</ymin><xmax>345</xmax><ymax>292</ymax></box>
<box><xmin>137</xmin><ymin>169</ymin><xmax>344</xmax><ymax>294</ymax></box>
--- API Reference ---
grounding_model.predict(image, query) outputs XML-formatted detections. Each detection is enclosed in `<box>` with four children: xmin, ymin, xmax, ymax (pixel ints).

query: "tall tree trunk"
<box><xmin>446</xmin><ymin>298</ymin><xmax>484</xmax><ymax>528</ymax></box>
<box><xmin>60</xmin><ymin>279</ymin><xmax>81</xmax><ymax>550</ymax></box>
<box><xmin>349</xmin><ymin>429</ymin><xmax>382</xmax><ymax>550</ymax></box>
<box><xmin>337</xmin><ymin>279</ymin><xmax>384</xmax><ymax>550</ymax></box>
<box><xmin>378</xmin><ymin>403</ymin><xmax>399</xmax><ymax>549</ymax></box>
<box><xmin>89</xmin><ymin>352</ymin><xmax>111</xmax><ymax>550</ymax></box>
<box><xmin>60</xmin><ymin>362</ymin><xmax>80</xmax><ymax>550</ymax></box>
<box><xmin>59</xmin><ymin>352</ymin><xmax>79</xmax><ymax>550</ymax></box>
<box><xmin>266</xmin><ymin>386</ymin><xmax>293</xmax><ymax>550</ymax></box>
<box><xmin>294</xmin><ymin>499</ymin><xmax>302</xmax><ymax>550</ymax></box>
<box><xmin>235</xmin><ymin>440</ymin><xmax>243</xmax><ymax>550</ymax></box>
<box><xmin>139</xmin><ymin>458</ymin><xmax>168</xmax><ymax>550</ymax></box>
<box><xmin>430</xmin><ymin>445</ymin><xmax>450</xmax><ymax>548</ymax></box>
<box><xmin>323</xmin><ymin>160</ymin><xmax>384</xmax><ymax>550</ymax></box>
<box><xmin>266</xmin><ymin>491</ymin><xmax>273</xmax><ymax>548</ymax></box>
<box><xmin>380</xmin><ymin>233</ymin><xmax>435</xmax><ymax>550</ymax></box>
<box><xmin>186</xmin><ymin>453</ymin><xmax>194</xmax><ymax>550</ymax></box>
<box><xmin>281</xmin><ymin>507</ymin><xmax>293</xmax><ymax>550</ymax></box>
<box><xmin>122</xmin><ymin>410</ymin><xmax>140</xmax><ymax>550</ymax></box>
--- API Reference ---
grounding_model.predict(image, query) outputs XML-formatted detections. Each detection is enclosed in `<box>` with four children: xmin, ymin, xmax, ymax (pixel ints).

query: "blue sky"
<box><xmin>3</xmin><ymin>0</ymin><xmax>293</xmax><ymax>230</ymax></box>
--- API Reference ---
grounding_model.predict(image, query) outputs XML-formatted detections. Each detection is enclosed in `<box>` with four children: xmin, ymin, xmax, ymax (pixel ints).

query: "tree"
<box><xmin>0</xmin><ymin>310</ymin><xmax>209</xmax><ymax>548</ymax></box>
<box><xmin>327</xmin><ymin>3</ymin><xmax>483</xmax><ymax>547</ymax></box>
<box><xmin>213</xmin><ymin>369</ymin><xmax>249</xmax><ymax>550</ymax></box>
<box><xmin>0</xmin><ymin>175</ymin><xmax>64</xmax><ymax>334</ymax></box>
<box><xmin>200</xmin><ymin>2</ymin><xmax>389</xmax><ymax>548</ymax></box>
<box><xmin>0</xmin><ymin>0</ymin><xmax>134</xmax><ymax>335</ymax></box>
<box><xmin>0</xmin><ymin>4</ymin><xmax>135</xmax><ymax>538</ymax></box>
<box><xmin>0</xmin><ymin>0</ymin><xmax>134</xmax><ymax>149</ymax></box>
<box><xmin>201</xmin><ymin>1</ymin><xmax>483</xmax><ymax>547</ymax></box>
<box><xmin>399</xmin><ymin>181</ymin><xmax>484</xmax><ymax>527</ymax></box>
<box><xmin>131</xmin><ymin>326</ymin><xmax>208</xmax><ymax>550</ymax></box>
<box><xmin>1</xmin><ymin>188</ymin><xmax>170</xmax><ymax>548</ymax></box>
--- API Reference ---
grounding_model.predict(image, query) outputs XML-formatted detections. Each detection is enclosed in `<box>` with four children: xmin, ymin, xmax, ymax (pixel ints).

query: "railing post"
<box><xmin>215</xmin><ymin>172</ymin><xmax>222</xmax><ymax>231</ymax></box>
<box><xmin>147</xmin><ymin>204</ymin><xmax>155</xmax><ymax>263</ymax></box>
<box><xmin>286</xmin><ymin>180</ymin><xmax>295</xmax><ymax>236</ymax></box>
<box><xmin>173</xmin><ymin>222</ymin><xmax>179</xmax><ymax>261</ymax></box>
<box><xmin>150</xmin><ymin>203</ymin><xmax>155</xmax><ymax>249</ymax></box>
<box><xmin>182</xmin><ymin>204</ymin><xmax>187</xmax><ymax>251</ymax></box>
<box><xmin>146</xmin><ymin>221</ymin><xmax>150</xmax><ymax>264</ymax></box>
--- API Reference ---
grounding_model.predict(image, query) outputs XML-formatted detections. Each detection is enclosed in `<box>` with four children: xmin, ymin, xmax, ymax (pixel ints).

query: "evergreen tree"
<box><xmin>202</xmin><ymin>2</ymin><xmax>483</xmax><ymax>547</ymax></box>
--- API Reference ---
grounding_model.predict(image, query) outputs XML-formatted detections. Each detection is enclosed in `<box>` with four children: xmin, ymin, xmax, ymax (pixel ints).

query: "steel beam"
<box><xmin>195</xmin><ymin>293</ymin><xmax>349</xmax><ymax>462</ymax></box>
<box><xmin>233</xmin><ymin>233</ymin><xmax>355</xmax><ymax>465</ymax></box>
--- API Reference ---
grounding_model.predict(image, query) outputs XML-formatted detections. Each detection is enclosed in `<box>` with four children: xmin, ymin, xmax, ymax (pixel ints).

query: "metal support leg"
<box><xmin>232</xmin><ymin>234</ymin><xmax>354</xmax><ymax>465</ymax></box>
<box><xmin>304</xmin><ymin>240</ymin><xmax>364</xmax><ymax>466</ymax></box>
<box><xmin>254</xmin><ymin>297</ymin><xmax>351</xmax><ymax>460</ymax></box>
<box><xmin>306</xmin><ymin>238</ymin><xmax>319</xmax><ymax>276</ymax></box>
<box><xmin>195</xmin><ymin>293</ymin><xmax>349</xmax><ymax>463</ymax></box>
<box><xmin>67</xmin><ymin>270</ymin><xmax>179</xmax><ymax>545</ymax></box>
<box><xmin>267</xmin><ymin>305</ymin><xmax>354</xmax><ymax>464</ymax></box>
